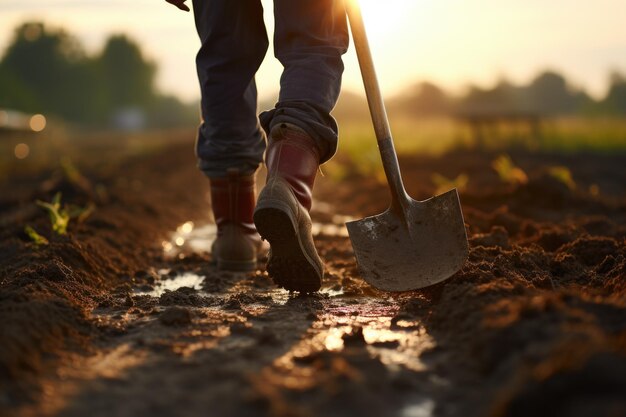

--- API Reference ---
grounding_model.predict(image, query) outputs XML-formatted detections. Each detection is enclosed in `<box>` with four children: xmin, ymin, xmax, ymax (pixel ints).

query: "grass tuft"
<box><xmin>24</xmin><ymin>225</ymin><xmax>49</xmax><ymax>246</ymax></box>
<box><xmin>547</xmin><ymin>166</ymin><xmax>576</xmax><ymax>190</ymax></box>
<box><xmin>36</xmin><ymin>192</ymin><xmax>70</xmax><ymax>235</ymax></box>
<box><xmin>492</xmin><ymin>155</ymin><xmax>528</xmax><ymax>185</ymax></box>
<box><xmin>431</xmin><ymin>173</ymin><xmax>469</xmax><ymax>195</ymax></box>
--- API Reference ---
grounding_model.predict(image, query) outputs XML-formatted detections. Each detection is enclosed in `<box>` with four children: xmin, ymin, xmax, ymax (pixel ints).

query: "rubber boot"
<box><xmin>253</xmin><ymin>123</ymin><xmax>324</xmax><ymax>293</ymax></box>
<box><xmin>210</xmin><ymin>169</ymin><xmax>266</xmax><ymax>271</ymax></box>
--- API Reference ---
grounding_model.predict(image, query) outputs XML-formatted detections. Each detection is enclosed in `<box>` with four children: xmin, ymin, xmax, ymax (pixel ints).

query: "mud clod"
<box><xmin>471</xmin><ymin>226</ymin><xmax>510</xmax><ymax>249</ymax></box>
<box><xmin>158</xmin><ymin>286</ymin><xmax>215</xmax><ymax>307</ymax></box>
<box><xmin>159</xmin><ymin>307</ymin><xmax>192</xmax><ymax>326</ymax></box>
<box><xmin>342</xmin><ymin>326</ymin><xmax>366</xmax><ymax>346</ymax></box>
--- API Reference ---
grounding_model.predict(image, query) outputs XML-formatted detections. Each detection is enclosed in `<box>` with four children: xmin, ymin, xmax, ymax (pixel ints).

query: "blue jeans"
<box><xmin>192</xmin><ymin>0</ymin><xmax>349</xmax><ymax>178</ymax></box>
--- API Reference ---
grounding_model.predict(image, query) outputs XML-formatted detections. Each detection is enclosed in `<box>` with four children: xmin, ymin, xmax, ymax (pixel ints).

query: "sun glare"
<box><xmin>356</xmin><ymin>0</ymin><xmax>415</xmax><ymax>40</ymax></box>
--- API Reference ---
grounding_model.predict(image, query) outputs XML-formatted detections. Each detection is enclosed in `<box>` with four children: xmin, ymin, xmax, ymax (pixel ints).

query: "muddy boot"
<box><xmin>253</xmin><ymin>123</ymin><xmax>324</xmax><ymax>293</ymax></box>
<box><xmin>210</xmin><ymin>169</ymin><xmax>266</xmax><ymax>271</ymax></box>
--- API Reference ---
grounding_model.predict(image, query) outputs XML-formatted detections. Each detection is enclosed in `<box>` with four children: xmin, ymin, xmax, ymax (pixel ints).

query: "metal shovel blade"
<box><xmin>346</xmin><ymin>189</ymin><xmax>469</xmax><ymax>292</ymax></box>
<box><xmin>344</xmin><ymin>1</ymin><xmax>469</xmax><ymax>291</ymax></box>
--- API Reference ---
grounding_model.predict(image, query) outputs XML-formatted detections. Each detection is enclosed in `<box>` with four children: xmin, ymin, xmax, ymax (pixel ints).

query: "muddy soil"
<box><xmin>1</xmin><ymin>135</ymin><xmax>625</xmax><ymax>417</ymax></box>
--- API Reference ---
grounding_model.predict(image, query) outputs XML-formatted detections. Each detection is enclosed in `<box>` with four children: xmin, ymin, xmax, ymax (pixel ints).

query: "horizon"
<box><xmin>1</xmin><ymin>0</ymin><xmax>625</xmax><ymax>103</ymax></box>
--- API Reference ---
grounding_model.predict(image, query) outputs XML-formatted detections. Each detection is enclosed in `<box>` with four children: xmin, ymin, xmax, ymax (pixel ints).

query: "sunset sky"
<box><xmin>1</xmin><ymin>0</ymin><xmax>626</xmax><ymax>102</ymax></box>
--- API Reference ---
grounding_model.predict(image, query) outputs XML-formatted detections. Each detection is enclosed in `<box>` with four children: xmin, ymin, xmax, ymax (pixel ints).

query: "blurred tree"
<box><xmin>0</xmin><ymin>65</ymin><xmax>40</xmax><ymax>110</ymax></box>
<box><xmin>453</xmin><ymin>72</ymin><xmax>592</xmax><ymax>116</ymax></box>
<box><xmin>97</xmin><ymin>35</ymin><xmax>156</xmax><ymax>113</ymax></box>
<box><xmin>394</xmin><ymin>82</ymin><xmax>451</xmax><ymax>116</ymax></box>
<box><xmin>147</xmin><ymin>95</ymin><xmax>199</xmax><ymax>128</ymax></box>
<box><xmin>458</xmin><ymin>79</ymin><xmax>523</xmax><ymax>114</ymax></box>
<box><xmin>0</xmin><ymin>22</ymin><xmax>98</xmax><ymax>122</ymax></box>
<box><xmin>603</xmin><ymin>71</ymin><xmax>626</xmax><ymax>115</ymax></box>
<box><xmin>527</xmin><ymin>71</ymin><xmax>591</xmax><ymax>115</ymax></box>
<box><xmin>0</xmin><ymin>22</ymin><xmax>172</xmax><ymax>126</ymax></box>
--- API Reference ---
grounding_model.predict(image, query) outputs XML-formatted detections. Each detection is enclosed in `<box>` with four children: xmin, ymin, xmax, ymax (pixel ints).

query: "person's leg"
<box><xmin>193</xmin><ymin>0</ymin><xmax>268</xmax><ymax>177</ymax></box>
<box><xmin>260</xmin><ymin>0</ymin><xmax>349</xmax><ymax>163</ymax></box>
<box><xmin>254</xmin><ymin>0</ymin><xmax>349</xmax><ymax>292</ymax></box>
<box><xmin>192</xmin><ymin>0</ymin><xmax>269</xmax><ymax>271</ymax></box>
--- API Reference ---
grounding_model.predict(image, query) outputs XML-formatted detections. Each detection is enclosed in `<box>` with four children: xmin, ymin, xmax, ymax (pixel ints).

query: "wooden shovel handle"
<box><xmin>345</xmin><ymin>0</ymin><xmax>409</xmax><ymax>205</ymax></box>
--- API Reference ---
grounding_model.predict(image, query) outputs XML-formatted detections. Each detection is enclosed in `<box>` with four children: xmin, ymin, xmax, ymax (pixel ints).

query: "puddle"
<box><xmin>311</xmin><ymin>201</ymin><xmax>335</xmax><ymax>214</ymax></box>
<box><xmin>311</xmin><ymin>203</ymin><xmax>355</xmax><ymax>221</ymax></box>
<box><xmin>311</xmin><ymin>207</ymin><xmax>355</xmax><ymax>237</ymax></box>
<box><xmin>136</xmin><ymin>272</ymin><xmax>205</xmax><ymax>297</ymax></box>
<box><xmin>280</xmin><ymin>299</ymin><xmax>433</xmax><ymax>373</ymax></box>
<box><xmin>319</xmin><ymin>287</ymin><xmax>344</xmax><ymax>297</ymax></box>
<box><xmin>163</xmin><ymin>219</ymin><xmax>353</xmax><ymax>256</ymax></box>
<box><xmin>152</xmin><ymin>220</ymin><xmax>433</xmax><ymax>381</ymax></box>
<box><xmin>312</xmin><ymin>222</ymin><xmax>349</xmax><ymax>237</ymax></box>
<box><xmin>316</xmin><ymin>321</ymin><xmax>431</xmax><ymax>370</ymax></box>
<box><xmin>123</xmin><ymin>250</ymin><xmax>437</xmax><ymax>415</ymax></box>
<box><xmin>401</xmin><ymin>399</ymin><xmax>436</xmax><ymax>417</ymax></box>
<box><xmin>162</xmin><ymin>222</ymin><xmax>217</xmax><ymax>256</ymax></box>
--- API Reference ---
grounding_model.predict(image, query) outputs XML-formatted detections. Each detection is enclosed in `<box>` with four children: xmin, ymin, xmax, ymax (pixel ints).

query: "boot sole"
<box><xmin>254</xmin><ymin>203</ymin><xmax>322</xmax><ymax>293</ymax></box>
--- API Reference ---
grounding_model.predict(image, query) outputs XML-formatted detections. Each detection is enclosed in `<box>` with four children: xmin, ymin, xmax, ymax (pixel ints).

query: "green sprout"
<box><xmin>431</xmin><ymin>173</ymin><xmax>469</xmax><ymax>195</ymax></box>
<box><xmin>24</xmin><ymin>225</ymin><xmax>49</xmax><ymax>246</ymax></box>
<box><xmin>60</xmin><ymin>157</ymin><xmax>92</xmax><ymax>192</ymax></box>
<box><xmin>68</xmin><ymin>202</ymin><xmax>96</xmax><ymax>224</ymax></box>
<box><xmin>36</xmin><ymin>192</ymin><xmax>70</xmax><ymax>235</ymax></box>
<box><xmin>36</xmin><ymin>192</ymin><xmax>95</xmax><ymax>236</ymax></box>
<box><xmin>492</xmin><ymin>155</ymin><xmax>528</xmax><ymax>185</ymax></box>
<box><xmin>547</xmin><ymin>166</ymin><xmax>576</xmax><ymax>190</ymax></box>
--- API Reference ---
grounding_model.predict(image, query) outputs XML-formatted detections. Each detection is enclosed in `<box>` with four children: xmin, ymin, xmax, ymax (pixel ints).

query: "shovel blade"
<box><xmin>346</xmin><ymin>189</ymin><xmax>468</xmax><ymax>292</ymax></box>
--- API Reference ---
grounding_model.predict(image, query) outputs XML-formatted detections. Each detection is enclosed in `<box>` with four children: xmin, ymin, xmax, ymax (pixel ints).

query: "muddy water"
<box><xmin>138</xmin><ymin>252</ymin><xmax>431</xmax><ymax>377</ymax></box>
<box><xmin>26</xmin><ymin>216</ymin><xmax>443</xmax><ymax>417</ymax></box>
<box><xmin>136</xmin><ymin>271</ymin><xmax>205</xmax><ymax>297</ymax></box>
<box><xmin>161</xmin><ymin>216</ymin><xmax>352</xmax><ymax>258</ymax></box>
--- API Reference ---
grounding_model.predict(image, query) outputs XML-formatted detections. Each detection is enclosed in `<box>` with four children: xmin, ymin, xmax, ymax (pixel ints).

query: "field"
<box><xmin>1</xmin><ymin>119</ymin><xmax>625</xmax><ymax>417</ymax></box>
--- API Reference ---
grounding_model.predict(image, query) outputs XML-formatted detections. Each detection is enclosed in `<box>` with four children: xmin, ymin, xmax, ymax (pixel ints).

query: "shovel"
<box><xmin>344</xmin><ymin>1</ymin><xmax>469</xmax><ymax>292</ymax></box>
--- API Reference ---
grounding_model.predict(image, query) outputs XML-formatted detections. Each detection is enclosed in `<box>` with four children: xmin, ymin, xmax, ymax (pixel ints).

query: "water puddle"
<box><xmin>401</xmin><ymin>399</ymin><xmax>436</xmax><ymax>417</ymax></box>
<box><xmin>311</xmin><ymin>207</ymin><xmax>355</xmax><ymax>237</ymax></box>
<box><xmin>162</xmin><ymin>221</ymin><xmax>216</xmax><ymax>256</ymax></box>
<box><xmin>319</xmin><ymin>287</ymin><xmax>345</xmax><ymax>297</ymax></box>
<box><xmin>311</xmin><ymin>222</ymin><xmax>349</xmax><ymax>237</ymax></box>
<box><xmin>275</xmin><ymin>298</ymin><xmax>433</xmax><ymax>375</ymax></box>
<box><xmin>152</xmin><ymin>218</ymin><xmax>434</xmax><ymax>393</ymax></box>
<box><xmin>162</xmin><ymin>216</ymin><xmax>354</xmax><ymax>257</ymax></box>
<box><xmin>136</xmin><ymin>271</ymin><xmax>205</xmax><ymax>297</ymax></box>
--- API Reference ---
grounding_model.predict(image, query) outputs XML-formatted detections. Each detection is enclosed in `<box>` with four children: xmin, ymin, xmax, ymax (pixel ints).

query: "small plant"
<box><xmin>547</xmin><ymin>166</ymin><xmax>576</xmax><ymax>190</ymax></box>
<box><xmin>36</xmin><ymin>192</ymin><xmax>70</xmax><ymax>235</ymax></box>
<box><xmin>69</xmin><ymin>202</ymin><xmax>96</xmax><ymax>224</ymax></box>
<box><xmin>60</xmin><ymin>157</ymin><xmax>92</xmax><ymax>193</ymax></box>
<box><xmin>24</xmin><ymin>225</ymin><xmax>49</xmax><ymax>246</ymax></box>
<box><xmin>431</xmin><ymin>173</ymin><xmax>469</xmax><ymax>195</ymax></box>
<box><xmin>492</xmin><ymin>155</ymin><xmax>528</xmax><ymax>185</ymax></box>
<box><xmin>36</xmin><ymin>192</ymin><xmax>95</xmax><ymax>236</ymax></box>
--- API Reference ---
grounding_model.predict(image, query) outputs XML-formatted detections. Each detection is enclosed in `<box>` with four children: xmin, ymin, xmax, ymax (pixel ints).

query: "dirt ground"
<box><xmin>1</xmin><ymin>133</ymin><xmax>625</xmax><ymax>417</ymax></box>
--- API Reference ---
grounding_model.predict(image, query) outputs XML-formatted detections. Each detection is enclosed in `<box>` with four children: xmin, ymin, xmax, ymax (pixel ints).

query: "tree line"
<box><xmin>1</xmin><ymin>21</ymin><xmax>625</xmax><ymax>128</ymax></box>
<box><xmin>0</xmin><ymin>21</ymin><xmax>198</xmax><ymax>128</ymax></box>
<box><xmin>389</xmin><ymin>71</ymin><xmax>626</xmax><ymax>118</ymax></box>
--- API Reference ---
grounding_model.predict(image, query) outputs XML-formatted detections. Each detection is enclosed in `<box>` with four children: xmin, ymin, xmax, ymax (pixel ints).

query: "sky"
<box><xmin>1</xmin><ymin>0</ymin><xmax>626</xmax><ymax>102</ymax></box>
